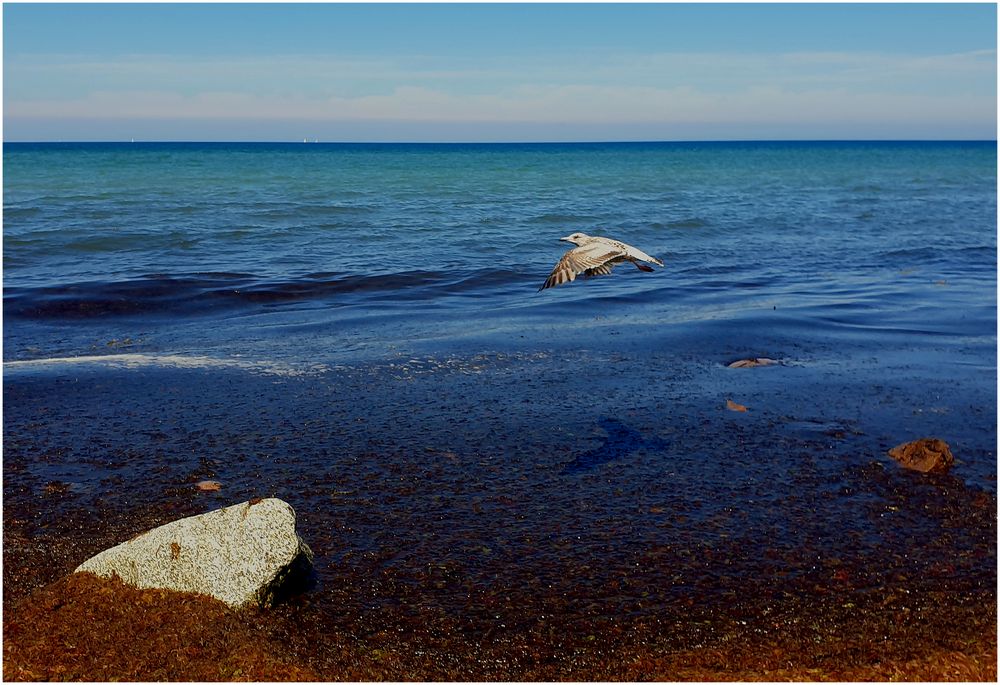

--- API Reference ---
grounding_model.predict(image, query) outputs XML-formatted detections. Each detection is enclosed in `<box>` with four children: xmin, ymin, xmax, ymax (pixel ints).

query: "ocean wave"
<box><xmin>3</xmin><ymin>352</ymin><xmax>328</xmax><ymax>377</ymax></box>
<box><xmin>665</xmin><ymin>217</ymin><xmax>711</xmax><ymax>229</ymax></box>
<box><xmin>876</xmin><ymin>244</ymin><xmax>997</xmax><ymax>269</ymax></box>
<box><xmin>528</xmin><ymin>213</ymin><xmax>598</xmax><ymax>225</ymax></box>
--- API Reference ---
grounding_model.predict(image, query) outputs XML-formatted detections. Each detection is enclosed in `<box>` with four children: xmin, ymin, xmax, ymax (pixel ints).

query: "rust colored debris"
<box><xmin>889</xmin><ymin>438</ymin><xmax>955</xmax><ymax>474</ymax></box>
<box><xmin>726</xmin><ymin>398</ymin><xmax>749</xmax><ymax>412</ymax></box>
<box><xmin>3</xmin><ymin>569</ymin><xmax>997</xmax><ymax>682</ymax></box>
<box><xmin>3</xmin><ymin>572</ymin><xmax>317</xmax><ymax>682</ymax></box>
<box><xmin>727</xmin><ymin>358</ymin><xmax>779</xmax><ymax>368</ymax></box>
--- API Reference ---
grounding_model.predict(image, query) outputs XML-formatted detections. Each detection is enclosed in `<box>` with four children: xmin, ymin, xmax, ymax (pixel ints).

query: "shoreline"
<box><xmin>5</xmin><ymin>518</ymin><xmax>996</xmax><ymax>680</ymax></box>
<box><xmin>5</xmin><ymin>347</ymin><xmax>995</xmax><ymax>680</ymax></box>
<box><xmin>5</xmin><ymin>478</ymin><xmax>997</xmax><ymax>681</ymax></box>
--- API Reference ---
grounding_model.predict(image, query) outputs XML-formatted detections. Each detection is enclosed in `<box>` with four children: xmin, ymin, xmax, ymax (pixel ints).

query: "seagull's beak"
<box><xmin>559</xmin><ymin>235</ymin><xmax>574</xmax><ymax>243</ymax></box>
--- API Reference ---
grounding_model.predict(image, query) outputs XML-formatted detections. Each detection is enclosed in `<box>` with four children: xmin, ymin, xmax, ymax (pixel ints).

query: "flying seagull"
<box><xmin>539</xmin><ymin>232</ymin><xmax>664</xmax><ymax>291</ymax></box>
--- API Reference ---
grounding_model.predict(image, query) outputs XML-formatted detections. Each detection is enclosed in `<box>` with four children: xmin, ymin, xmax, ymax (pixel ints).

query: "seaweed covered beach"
<box><xmin>4</xmin><ymin>326</ymin><xmax>996</xmax><ymax>679</ymax></box>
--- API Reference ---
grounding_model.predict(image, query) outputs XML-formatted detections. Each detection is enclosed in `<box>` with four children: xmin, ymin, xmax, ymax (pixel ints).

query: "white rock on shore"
<box><xmin>74</xmin><ymin>498</ymin><xmax>314</xmax><ymax>609</ymax></box>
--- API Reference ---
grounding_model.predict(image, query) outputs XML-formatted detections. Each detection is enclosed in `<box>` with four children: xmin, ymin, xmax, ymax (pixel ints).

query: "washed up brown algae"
<box><xmin>3</xmin><ymin>569</ymin><xmax>995</xmax><ymax>681</ymax></box>
<box><xmin>4</xmin><ymin>468</ymin><xmax>995</xmax><ymax>681</ymax></box>
<box><xmin>3</xmin><ymin>573</ymin><xmax>318</xmax><ymax>681</ymax></box>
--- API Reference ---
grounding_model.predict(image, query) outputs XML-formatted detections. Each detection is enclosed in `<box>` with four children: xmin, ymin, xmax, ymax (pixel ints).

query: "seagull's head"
<box><xmin>560</xmin><ymin>232</ymin><xmax>592</xmax><ymax>246</ymax></box>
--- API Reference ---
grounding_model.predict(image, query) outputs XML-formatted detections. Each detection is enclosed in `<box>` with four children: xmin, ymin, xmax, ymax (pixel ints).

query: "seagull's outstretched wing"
<box><xmin>539</xmin><ymin>242</ymin><xmax>624</xmax><ymax>291</ymax></box>
<box><xmin>609</xmin><ymin>239</ymin><xmax>665</xmax><ymax>268</ymax></box>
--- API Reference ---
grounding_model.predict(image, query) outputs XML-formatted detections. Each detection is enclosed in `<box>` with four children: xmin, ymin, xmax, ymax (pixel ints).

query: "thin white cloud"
<box><xmin>7</xmin><ymin>49</ymin><xmax>995</xmax><ymax>92</ymax></box>
<box><xmin>9</xmin><ymin>82</ymin><xmax>994</xmax><ymax>128</ymax></box>
<box><xmin>5</xmin><ymin>49</ymin><xmax>995</xmax><ymax>139</ymax></box>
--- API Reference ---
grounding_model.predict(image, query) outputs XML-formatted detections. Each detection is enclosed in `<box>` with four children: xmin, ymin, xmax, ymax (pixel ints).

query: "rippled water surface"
<box><xmin>4</xmin><ymin>142</ymin><xmax>996</xmax><ymax>675</ymax></box>
<box><xmin>5</xmin><ymin>141</ymin><xmax>996</xmax><ymax>368</ymax></box>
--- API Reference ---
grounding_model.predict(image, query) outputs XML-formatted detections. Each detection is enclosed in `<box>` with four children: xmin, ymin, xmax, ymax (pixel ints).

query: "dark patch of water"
<box><xmin>3</xmin><ymin>268</ymin><xmax>540</xmax><ymax>320</ymax></box>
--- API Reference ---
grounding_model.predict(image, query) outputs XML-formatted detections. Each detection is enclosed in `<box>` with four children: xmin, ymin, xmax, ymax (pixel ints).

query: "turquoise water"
<box><xmin>4</xmin><ymin>141</ymin><xmax>997</xmax><ymax>365</ymax></box>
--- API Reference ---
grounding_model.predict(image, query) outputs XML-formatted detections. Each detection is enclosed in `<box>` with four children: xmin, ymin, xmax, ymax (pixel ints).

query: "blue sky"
<box><xmin>4</xmin><ymin>3</ymin><xmax>997</xmax><ymax>142</ymax></box>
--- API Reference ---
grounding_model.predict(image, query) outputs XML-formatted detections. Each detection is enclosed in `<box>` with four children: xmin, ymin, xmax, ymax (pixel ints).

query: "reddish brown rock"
<box><xmin>888</xmin><ymin>438</ymin><xmax>955</xmax><ymax>474</ymax></box>
<box><xmin>725</xmin><ymin>399</ymin><xmax>748</xmax><ymax>413</ymax></box>
<box><xmin>727</xmin><ymin>357</ymin><xmax>779</xmax><ymax>369</ymax></box>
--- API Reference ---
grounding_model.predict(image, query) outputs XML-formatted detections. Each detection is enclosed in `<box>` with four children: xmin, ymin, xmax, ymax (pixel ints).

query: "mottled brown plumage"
<box><xmin>539</xmin><ymin>232</ymin><xmax>664</xmax><ymax>291</ymax></box>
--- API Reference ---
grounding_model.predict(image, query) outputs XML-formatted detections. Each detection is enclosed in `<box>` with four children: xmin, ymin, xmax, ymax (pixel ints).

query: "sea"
<box><xmin>5</xmin><ymin>141</ymin><xmax>996</xmax><ymax>368</ymax></box>
<box><xmin>3</xmin><ymin>141</ymin><xmax>997</xmax><ymax>673</ymax></box>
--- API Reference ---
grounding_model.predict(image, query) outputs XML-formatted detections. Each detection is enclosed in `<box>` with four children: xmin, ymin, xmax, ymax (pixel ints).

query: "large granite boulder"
<box><xmin>75</xmin><ymin>498</ymin><xmax>313</xmax><ymax>609</ymax></box>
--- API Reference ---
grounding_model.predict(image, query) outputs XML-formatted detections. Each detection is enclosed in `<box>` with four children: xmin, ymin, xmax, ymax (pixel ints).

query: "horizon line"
<box><xmin>5</xmin><ymin>138</ymin><xmax>998</xmax><ymax>145</ymax></box>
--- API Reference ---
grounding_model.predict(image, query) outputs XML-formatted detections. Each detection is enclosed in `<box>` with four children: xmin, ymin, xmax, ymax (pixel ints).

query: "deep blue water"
<box><xmin>3</xmin><ymin>142</ymin><xmax>997</xmax><ymax>626</ymax></box>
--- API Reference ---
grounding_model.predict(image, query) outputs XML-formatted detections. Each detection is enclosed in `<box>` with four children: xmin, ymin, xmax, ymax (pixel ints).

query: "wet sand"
<box><xmin>4</xmin><ymin>345</ymin><xmax>996</xmax><ymax>680</ymax></box>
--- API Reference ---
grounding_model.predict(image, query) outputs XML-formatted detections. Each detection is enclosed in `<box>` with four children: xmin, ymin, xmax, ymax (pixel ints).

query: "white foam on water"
<box><xmin>3</xmin><ymin>353</ymin><xmax>329</xmax><ymax>377</ymax></box>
